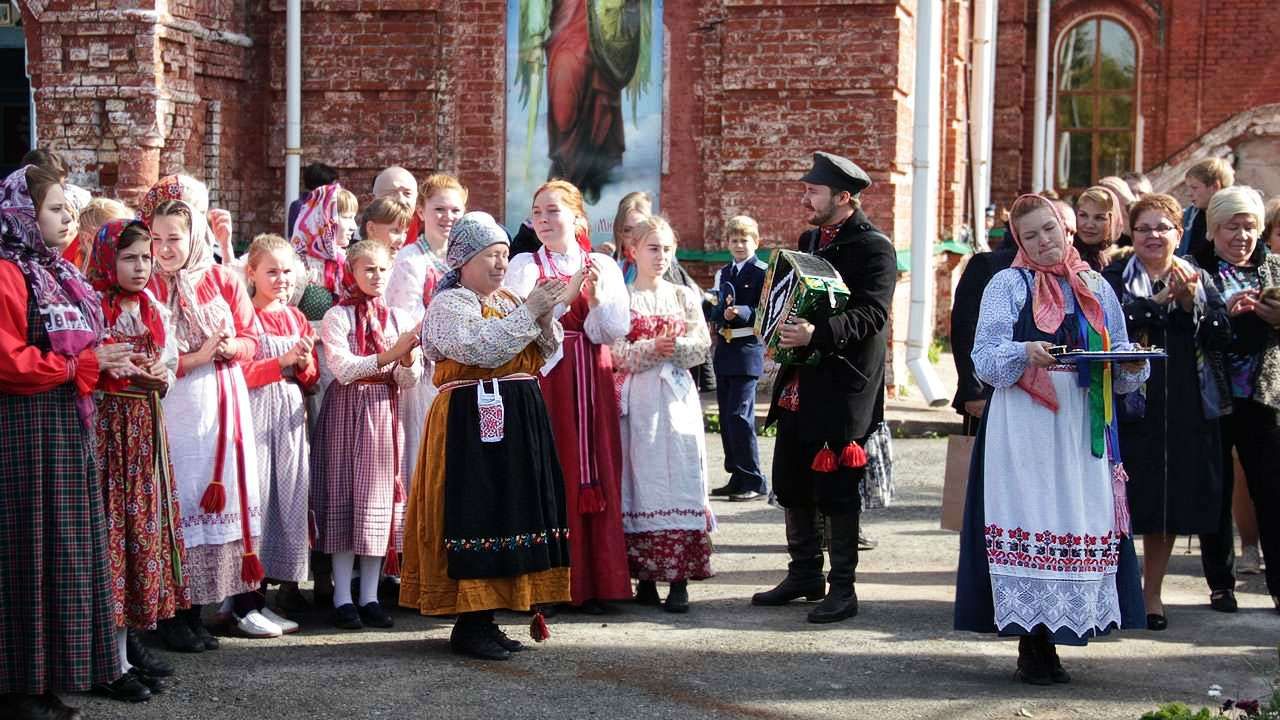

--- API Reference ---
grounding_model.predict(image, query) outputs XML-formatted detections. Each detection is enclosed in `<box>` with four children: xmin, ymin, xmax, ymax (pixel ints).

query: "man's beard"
<box><xmin>807</xmin><ymin>203</ymin><xmax>837</xmax><ymax>227</ymax></box>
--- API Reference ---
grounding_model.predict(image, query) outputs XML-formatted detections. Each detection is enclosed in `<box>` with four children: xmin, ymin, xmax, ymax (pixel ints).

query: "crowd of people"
<box><xmin>0</xmin><ymin>148</ymin><xmax>899</xmax><ymax>719</ymax></box>
<box><xmin>3</xmin><ymin>139</ymin><xmax>1273</xmax><ymax>718</ymax></box>
<box><xmin>951</xmin><ymin>159</ymin><xmax>1278</xmax><ymax>685</ymax></box>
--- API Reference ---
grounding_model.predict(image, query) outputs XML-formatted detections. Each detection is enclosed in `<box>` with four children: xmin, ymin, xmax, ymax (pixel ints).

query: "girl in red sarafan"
<box><xmin>88</xmin><ymin>219</ymin><xmax>190</xmax><ymax>690</ymax></box>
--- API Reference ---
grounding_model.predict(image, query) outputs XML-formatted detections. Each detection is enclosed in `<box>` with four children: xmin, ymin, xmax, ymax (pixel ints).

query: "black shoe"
<box><xmin>634</xmin><ymin>580</ymin><xmax>660</xmax><ymax>606</ymax></box>
<box><xmin>486</xmin><ymin>624</ymin><xmax>526</xmax><ymax>652</ymax></box>
<box><xmin>358</xmin><ymin>602</ymin><xmax>394</xmax><ymax>629</ymax></box>
<box><xmin>156</xmin><ymin>616</ymin><xmax>203</xmax><ymax>654</ymax></box>
<box><xmin>710</xmin><ymin>483</ymin><xmax>737</xmax><ymax>498</ymax></box>
<box><xmin>3</xmin><ymin>693</ymin><xmax>82</xmax><ymax>720</ymax></box>
<box><xmin>128</xmin><ymin>668</ymin><xmax>166</xmax><ymax>695</ymax></box>
<box><xmin>1039</xmin><ymin>635</ymin><xmax>1071</xmax><ymax>684</ymax></box>
<box><xmin>274</xmin><ymin>583</ymin><xmax>310</xmax><ymax>613</ymax></box>
<box><xmin>1015</xmin><ymin>636</ymin><xmax>1053</xmax><ymax>686</ymax></box>
<box><xmin>182</xmin><ymin>607</ymin><xmax>218</xmax><ymax>650</ymax></box>
<box><xmin>535</xmin><ymin>603</ymin><xmax>561</xmax><ymax>619</ymax></box>
<box><xmin>1146</xmin><ymin>613</ymin><xmax>1168</xmax><ymax>631</ymax></box>
<box><xmin>1210</xmin><ymin>590</ymin><xmax>1238</xmax><ymax>613</ymax></box>
<box><xmin>333</xmin><ymin>603</ymin><xmax>363</xmax><ymax>630</ymax></box>
<box><xmin>664</xmin><ymin>581</ymin><xmax>690</xmax><ymax>614</ymax></box>
<box><xmin>807</xmin><ymin>586</ymin><xmax>858</xmax><ymax>623</ymax></box>
<box><xmin>126</xmin><ymin>630</ymin><xmax>173</xmax><ymax>677</ymax></box>
<box><xmin>729</xmin><ymin>490</ymin><xmax>764</xmax><ymax>502</ymax></box>
<box><xmin>858</xmin><ymin>531</ymin><xmax>878</xmax><ymax>551</ymax></box>
<box><xmin>752</xmin><ymin>575</ymin><xmax>826</xmax><ymax>606</ymax></box>
<box><xmin>450</xmin><ymin>623</ymin><xmax>510</xmax><ymax>661</ymax></box>
<box><xmin>93</xmin><ymin>671</ymin><xmax>152</xmax><ymax>703</ymax></box>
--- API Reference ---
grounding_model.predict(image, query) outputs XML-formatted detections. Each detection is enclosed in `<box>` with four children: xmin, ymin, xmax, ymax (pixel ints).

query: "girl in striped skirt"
<box><xmin>312</xmin><ymin>241</ymin><xmax>422</xmax><ymax>630</ymax></box>
<box><xmin>243</xmin><ymin>234</ymin><xmax>320</xmax><ymax>629</ymax></box>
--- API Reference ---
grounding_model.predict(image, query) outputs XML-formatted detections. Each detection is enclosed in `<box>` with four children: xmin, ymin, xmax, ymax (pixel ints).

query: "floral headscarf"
<box><xmin>290</xmin><ymin>182</ymin><xmax>344</xmax><ymax>294</ymax></box>
<box><xmin>88</xmin><ymin>218</ymin><xmax>167</xmax><ymax>348</ymax></box>
<box><xmin>0</xmin><ymin>165</ymin><xmax>105</xmax><ymax>425</ymax></box>
<box><xmin>141</xmin><ymin>174</ymin><xmax>221</xmax><ymax>351</ymax></box>
<box><xmin>1009</xmin><ymin>193</ymin><xmax>1106</xmax><ymax>411</ymax></box>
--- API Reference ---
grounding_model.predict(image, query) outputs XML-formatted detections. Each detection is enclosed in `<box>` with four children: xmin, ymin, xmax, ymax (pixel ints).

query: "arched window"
<box><xmin>1054</xmin><ymin>17</ymin><xmax>1137</xmax><ymax>191</ymax></box>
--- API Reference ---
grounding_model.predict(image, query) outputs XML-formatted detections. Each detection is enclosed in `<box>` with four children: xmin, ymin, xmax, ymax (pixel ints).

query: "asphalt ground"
<box><xmin>75</xmin><ymin>437</ymin><xmax>1278</xmax><ymax>720</ymax></box>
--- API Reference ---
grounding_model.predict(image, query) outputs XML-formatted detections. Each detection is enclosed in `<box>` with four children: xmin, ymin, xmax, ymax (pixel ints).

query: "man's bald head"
<box><xmin>373</xmin><ymin>166</ymin><xmax>418</xmax><ymax>208</ymax></box>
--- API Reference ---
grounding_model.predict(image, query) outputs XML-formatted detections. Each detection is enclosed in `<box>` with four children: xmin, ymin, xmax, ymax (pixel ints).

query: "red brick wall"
<box><xmin>989</xmin><ymin>0</ymin><xmax>1280</xmax><ymax>206</ymax></box>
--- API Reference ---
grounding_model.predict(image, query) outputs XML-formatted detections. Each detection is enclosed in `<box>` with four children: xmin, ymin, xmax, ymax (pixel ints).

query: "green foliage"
<box><xmin>1138</xmin><ymin>704</ymin><xmax>1215</xmax><ymax>720</ymax></box>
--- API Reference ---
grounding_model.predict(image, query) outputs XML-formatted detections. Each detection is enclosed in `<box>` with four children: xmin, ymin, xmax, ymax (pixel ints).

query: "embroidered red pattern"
<box><xmin>984</xmin><ymin>523</ymin><xmax>1119</xmax><ymax>574</ymax></box>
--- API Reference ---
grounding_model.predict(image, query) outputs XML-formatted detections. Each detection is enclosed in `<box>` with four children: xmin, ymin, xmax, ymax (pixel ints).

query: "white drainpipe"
<box><xmin>970</xmin><ymin>0</ymin><xmax>998</xmax><ymax>246</ymax></box>
<box><xmin>1031</xmin><ymin>0</ymin><xmax>1050</xmax><ymax>192</ymax></box>
<box><xmin>284</xmin><ymin>0</ymin><xmax>301</xmax><ymax>232</ymax></box>
<box><xmin>907</xmin><ymin>0</ymin><xmax>948</xmax><ymax>408</ymax></box>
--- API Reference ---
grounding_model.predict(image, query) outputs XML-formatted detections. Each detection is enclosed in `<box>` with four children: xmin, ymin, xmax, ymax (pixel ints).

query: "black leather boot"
<box><xmin>807</xmin><ymin>511</ymin><xmax>860</xmax><ymax>623</ymax></box>
<box><xmin>1015</xmin><ymin>635</ymin><xmax>1053</xmax><ymax>685</ymax></box>
<box><xmin>752</xmin><ymin>508</ymin><xmax>826</xmax><ymax>606</ymax></box>
<box><xmin>449</xmin><ymin>612</ymin><xmax>510</xmax><ymax>661</ymax></box>
<box><xmin>126</xmin><ymin>630</ymin><xmax>173</xmax><ymax>677</ymax></box>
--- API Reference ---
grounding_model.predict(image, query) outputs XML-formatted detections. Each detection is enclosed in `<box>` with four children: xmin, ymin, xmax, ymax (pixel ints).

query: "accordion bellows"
<box><xmin>754</xmin><ymin>249</ymin><xmax>851</xmax><ymax>366</ymax></box>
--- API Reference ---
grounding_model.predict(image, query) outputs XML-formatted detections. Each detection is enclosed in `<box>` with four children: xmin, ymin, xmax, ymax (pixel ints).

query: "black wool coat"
<box><xmin>765</xmin><ymin>209</ymin><xmax>898</xmax><ymax>447</ymax></box>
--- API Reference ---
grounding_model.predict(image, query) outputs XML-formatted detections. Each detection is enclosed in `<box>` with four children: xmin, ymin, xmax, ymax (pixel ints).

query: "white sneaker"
<box><xmin>1240</xmin><ymin>544</ymin><xmax>1263</xmax><ymax>575</ymax></box>
<box><xmin>259</xmin><ymin>607</ymin><xmax>300</xmax><ymax>634</ymax></box>
<box><xmin>237</xmin><ymin>610</ymin><xmax>283</xmax><ymax>638</ymax></box>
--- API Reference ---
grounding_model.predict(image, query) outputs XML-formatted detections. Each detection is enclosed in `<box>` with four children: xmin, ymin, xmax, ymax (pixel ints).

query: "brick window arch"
<box><xmin>1054</xmin><ymin>16</ymin><xmax>1138</xmax><ymax>191</ymax></box>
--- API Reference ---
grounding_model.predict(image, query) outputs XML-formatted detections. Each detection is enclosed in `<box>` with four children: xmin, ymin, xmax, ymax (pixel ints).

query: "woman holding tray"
<box><xmin>1102</xmin><ymin>193</ymin><xmax>1231</xmax><ymax>631</ymax></box>
<box><xmin>955</xmin><ymin>193</ymin><xmax>1150</xmax><ymax>686</ymax></box>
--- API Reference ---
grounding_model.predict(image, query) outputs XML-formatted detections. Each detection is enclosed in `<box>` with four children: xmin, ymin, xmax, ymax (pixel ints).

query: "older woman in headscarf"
<box><xmin>1074</xmin><ymin>185</ymin><xmax>1126</xmax><ymax>269</ymax></box>
<box><xmin>954</xmin><ymin>194</ymin><xmax>1150</xmax><ymax>686</ymax></box>
<box><xmin>400</xmin><ymin>212</ymin><xmax>578</xmax><ymax>661</ymax></box>
<box><xmin>0</xmin><ymin>165</ymin><xmax>141</xmax><ymax>717</ymax></box>
<box><xmin>1101</xmin><ymin>194</ymin><xmax>1231</xmax><ymax>630</ymax></box>
<box><xmin>143</xmin><ymin>175</ymin><xmax>273</xmax><ymax>645</ymax></box>
<box><xmin>1189</xmin><ymin>185</ymin><xmax>1280</xmax><ymax>616</ymax></box>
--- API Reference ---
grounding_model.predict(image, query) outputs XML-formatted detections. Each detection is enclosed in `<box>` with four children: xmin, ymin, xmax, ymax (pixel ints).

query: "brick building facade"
<box><xmin>6</xmin><ymin>0</ymin><xmax>1280</xmax><ymax>391</ymax></box>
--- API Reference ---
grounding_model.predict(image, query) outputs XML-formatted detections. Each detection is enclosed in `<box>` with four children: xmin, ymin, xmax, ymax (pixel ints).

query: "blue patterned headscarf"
<box><xmin>437</xmin><ymin>211</ymin><xmax>510</xmax><ymax>291</ymax></box>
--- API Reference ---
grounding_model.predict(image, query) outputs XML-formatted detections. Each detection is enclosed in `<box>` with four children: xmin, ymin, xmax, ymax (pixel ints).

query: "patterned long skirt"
<box><xmin>310</xmin><ymin>379</ymin><xmax>404</xmax><ymax>558</ymax></box>
<box><xmin>250</xmin><ymin>351</ymin><xmax>312</xmax><ymax>582</ymax></box>
<box><xmin>0</xmin><ymin>383</ymin><xmax>119</xmax><ymax>693</ymax></box>
<box><xmin>96</xmin><ymin>391</ymin><xmax>190</xmax><ymax>629</ymax></box>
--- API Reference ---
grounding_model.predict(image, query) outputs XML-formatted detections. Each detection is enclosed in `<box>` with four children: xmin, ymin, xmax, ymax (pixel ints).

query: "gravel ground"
<box><xmin>76</xmin><ymin>437</ymin><xmax>1277</xmax><ymax>720</ymax></box>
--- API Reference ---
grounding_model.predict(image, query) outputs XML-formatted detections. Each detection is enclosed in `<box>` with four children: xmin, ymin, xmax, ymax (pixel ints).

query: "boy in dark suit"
<box><xmin>710</xmin><ymin>215</ymin><xmax>769</xmax><ymax>502</ymax></box>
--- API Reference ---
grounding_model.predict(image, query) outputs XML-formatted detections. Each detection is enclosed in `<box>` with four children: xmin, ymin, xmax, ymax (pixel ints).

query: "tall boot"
<box><xmin>807</xmin><ymin>511</ymin><xmax>860</xmax><ymax>623</ymax></box>
<box><xmin>752</xmin><ymin>507</ymin><xmax>826</xmax><ymax>606</ymax></box>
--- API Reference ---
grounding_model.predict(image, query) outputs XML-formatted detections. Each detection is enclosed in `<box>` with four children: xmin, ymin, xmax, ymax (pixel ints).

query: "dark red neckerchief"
<box><xmin>817</xmin><ymin>216</ymin><xmax>850</xmax><ymax>250</ymax></box>
<box><xmin>337</xmin><ymin>272</ymin><xmax>391</xmax><ymax>355</ymax></box>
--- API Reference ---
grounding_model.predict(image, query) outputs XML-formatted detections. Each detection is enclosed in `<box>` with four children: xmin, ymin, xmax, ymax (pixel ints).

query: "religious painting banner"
<box><xmin>506</xmin><ymin>0</ymin><xmax>665</xmax><ymax>247</ymax></box>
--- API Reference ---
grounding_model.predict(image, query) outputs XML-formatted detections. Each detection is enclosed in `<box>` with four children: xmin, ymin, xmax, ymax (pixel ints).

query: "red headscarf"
<box><xmin>1009</xmin><ymin>194</ymin><xmax>1107</xmax><ymax>410</ymax></box>
<box><xmin>87</xmin><ymin>219</ymin><xmax>167</xmax><ymax>349</ymax></box>
<box><xmin>338</xmin><ymin>253</ymin><xmax>390</xmax><ymax>356</ymax></box>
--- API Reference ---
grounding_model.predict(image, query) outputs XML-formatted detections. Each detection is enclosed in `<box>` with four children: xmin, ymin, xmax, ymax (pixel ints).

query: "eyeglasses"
<box><xmin>1133</xmin><ymin>224</ymin><xmax>1177</xmax><ymax>236</ymax></box>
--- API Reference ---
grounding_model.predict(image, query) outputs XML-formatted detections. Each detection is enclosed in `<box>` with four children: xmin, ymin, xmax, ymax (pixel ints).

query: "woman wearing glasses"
<box><xmin>1102</xmin><ymin>194</ymin><xmax>1231</xmax><ymax>630</ymax></box>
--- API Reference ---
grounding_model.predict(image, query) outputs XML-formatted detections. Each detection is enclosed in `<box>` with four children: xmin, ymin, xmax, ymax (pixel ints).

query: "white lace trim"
<box><xmin>991</xmin><ymin>573</ymin><xmax>1121</xmax><ymax>637</ymax></box>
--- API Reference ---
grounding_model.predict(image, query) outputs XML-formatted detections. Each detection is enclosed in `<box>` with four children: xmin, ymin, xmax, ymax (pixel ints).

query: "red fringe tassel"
<box><xmin>241</xmin><ymin>551</ymin><xmax>265</xmax><ymax>584</ymax></box>
<box><xmin>383</xmin><ymin>549</ymin><xmax>401</xmax><ymax>577</ymax></box>
<box><xmin>810</xmin><ymin>446</ymin><xmax>838</xmax><ymax>473</ymax></box>
<box><xmin>200</xmin><ymin>480</ymin><xmax>227</xmax><ymax>514</ymax></box>
<box><xmin>839</xmin><ymin>442</ymin><xmax>867</xmax><ymax>469</ymax></box>
<box><xmin>529</xmin><ymin>612</ymin><xmax>550</xmax><ymax>642</ymax></box>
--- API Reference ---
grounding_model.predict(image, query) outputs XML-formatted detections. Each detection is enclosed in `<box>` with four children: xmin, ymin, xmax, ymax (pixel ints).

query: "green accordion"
<box><xmin>754</xmin><ymin>249</ymin><xmax>851</xmax><ymax>366</ymax></box>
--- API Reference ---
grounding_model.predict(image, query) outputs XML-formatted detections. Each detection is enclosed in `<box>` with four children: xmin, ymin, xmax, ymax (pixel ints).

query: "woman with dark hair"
<box><xmin>1189</xmin><ymin>185</ymin><xmax>1280</xmax><ymax>616</ymax></box>
<box><xmin>1101</xmin><ymin>194</ymin><xmax>1231</xmax><ymax>630</ymax></box>
<box><xmin>0</xmin><ymin>165</ymin><xmax>141</xmax><ymax>717</ymax></box>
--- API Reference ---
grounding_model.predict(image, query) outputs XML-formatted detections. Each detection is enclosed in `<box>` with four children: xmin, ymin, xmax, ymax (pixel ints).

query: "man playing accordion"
<box><xmin>751</xmin><ymin>152</ymin><xmax>897</xmax><ymax>623</ymax></box>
